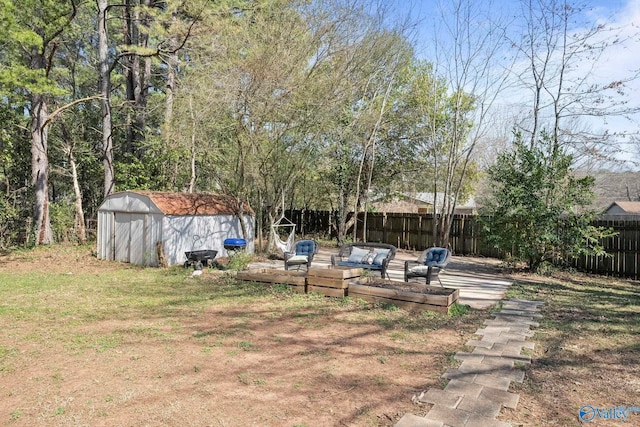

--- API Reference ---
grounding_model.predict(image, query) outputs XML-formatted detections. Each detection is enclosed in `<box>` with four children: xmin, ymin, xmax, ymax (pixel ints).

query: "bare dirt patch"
<box><xmin>0</xmin><ymin>245</ymin><xmax>490</xmax><ymax>427</ymax></box>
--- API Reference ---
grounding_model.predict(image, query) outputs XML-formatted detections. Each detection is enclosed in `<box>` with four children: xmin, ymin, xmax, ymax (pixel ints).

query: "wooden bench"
<box><xmin>330</xmin><ymin>242</ymin><xmax>396</xmax><ymax>278</ymax></box>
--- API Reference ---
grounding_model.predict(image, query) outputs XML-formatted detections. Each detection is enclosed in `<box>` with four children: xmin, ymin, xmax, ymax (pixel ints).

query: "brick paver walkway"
<box><xmin>394</xmin><ymin>299</ymin><xmax>544</xmax><ymax>427</ymax></box>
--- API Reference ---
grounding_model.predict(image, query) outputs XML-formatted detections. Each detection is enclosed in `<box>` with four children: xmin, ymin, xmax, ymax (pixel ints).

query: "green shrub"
<box><xmin>0</xmin><ymin>196</ymin><xmax>21</xmax><ymax>248</ymax></box>
<box><xmin>448</xmin><ymin>303</ymin><xmax>469</xmax><ymax>317</ymax></box>
<box><xmin>226</xmin><ymin>250</ymin><xmax>253</xmax><ymax>271</ymax></box>
<box><xmin>50</xmin><ymin>200</ymin><xmax>76</xmax><ymax>243</ymax></box>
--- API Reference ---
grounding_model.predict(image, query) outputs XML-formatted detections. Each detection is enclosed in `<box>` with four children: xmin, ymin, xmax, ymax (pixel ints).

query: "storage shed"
<box><xmin>97</xmin><ymin>191</ymin><xmax>255</xmax><ymax>266</ymax></box>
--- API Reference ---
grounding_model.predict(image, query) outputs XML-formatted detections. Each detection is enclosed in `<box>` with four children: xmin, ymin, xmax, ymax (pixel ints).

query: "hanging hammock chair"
<box><xmin>271</xmin><ymin>216</ymin><xmax>296</xmax><ymax>255</ymax></box>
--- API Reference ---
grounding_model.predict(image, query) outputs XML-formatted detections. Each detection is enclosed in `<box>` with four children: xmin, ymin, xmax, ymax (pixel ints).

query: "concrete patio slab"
<box><xmin>418</xmin><ymin>389</ymin><xmax>464</xmax><ymax>407</ymax></box>
<box><xmin>456</xmin><ymin>396</ymin><xmax>503</xmax><ymax>418</ymax></box>
<box><xmin>426</xmin><ymin>404</ymin><xmax>472</xmax><ymax>427</ymax></box>
<box><xmin>394</xmin><ymin>413</ymin><xmax>444</xmax><ymax>427</ymax></box>
<box><xmin>247</xmin><ymin>246</ymin><xmax>513</xmax><ymax>309</ymax></box>
<box><xmin>245</xmin><ymin>246</ymin><xmax>540</xmax><ymax>427</ymax></box>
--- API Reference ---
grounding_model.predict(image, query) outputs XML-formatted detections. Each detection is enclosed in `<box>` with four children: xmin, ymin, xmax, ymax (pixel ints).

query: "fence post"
<box><xmin>382</xmin><ymin>213</ymin><xmax>387</xmax><ymax>244</ymax></box>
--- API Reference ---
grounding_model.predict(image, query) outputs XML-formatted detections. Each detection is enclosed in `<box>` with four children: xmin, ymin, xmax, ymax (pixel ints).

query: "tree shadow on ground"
<box><xmin>503</xmin><ymin>272</ymin><xmax>640</xmax><ymax>426</ymax></box>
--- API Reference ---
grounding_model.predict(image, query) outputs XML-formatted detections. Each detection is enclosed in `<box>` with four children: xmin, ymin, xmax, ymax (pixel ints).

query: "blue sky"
<box><xmin>393</xmin><ymin>0</ymin><xmax>638</xmax><ymax>70</ymax></box>
<box><xmin>387</xmin><ymin>0</ymin><xmax>640</xmax><ymax>168</ymax></box>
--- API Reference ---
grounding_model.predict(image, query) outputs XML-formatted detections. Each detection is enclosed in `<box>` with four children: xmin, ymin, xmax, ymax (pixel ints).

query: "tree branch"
<box><xmin>41</xmin><ymin>95</ymin><xmax>105</xmax><ymax>130</ymax></box>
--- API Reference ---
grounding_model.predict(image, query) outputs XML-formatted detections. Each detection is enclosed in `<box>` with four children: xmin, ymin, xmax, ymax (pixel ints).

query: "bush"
<box><xmin>0</xmin><ymin>196</ymin><xmax>21</xmax><ymax>248</ymax></box>
<box><xmin>226</xmin><ymin>250</ymin><xmax>253</xmax><ymax>271</ymax></box>
<box><xmin>480</xmin><ymin>131</ymin><xmax>614</xmax><ymax>271</ymax></box>
<box><xmin>448</xmin><ymin>303</ymin><xmax>469</xmax><ymax>317</ymax></box>
<box><xmin>50</xmin><ymin>200</ymin><xmax>76</xmax><ymax>243</ymax></box>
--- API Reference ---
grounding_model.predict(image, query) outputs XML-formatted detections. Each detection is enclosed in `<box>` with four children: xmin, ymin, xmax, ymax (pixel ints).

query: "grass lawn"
<box><xmin>0</xmin><ymin>245</ymin><xmax>486</xmax><ymax>427</ymax></box>
<box><xmin>1</xmin><ymin>244</ymin><xmax>638</xmax><ymax>426</ymax></box>
<box><xmin>501</xmin><ymin>271</ymin><xmax>640</xmax><ymax>426</ymax></box>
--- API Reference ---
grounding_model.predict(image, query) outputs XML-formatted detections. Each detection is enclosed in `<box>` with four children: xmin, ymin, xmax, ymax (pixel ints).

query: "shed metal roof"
<box><xmin>132</xmin><ymin>191</ymin><xmax>254</xmax><ymax>216</ymax></box>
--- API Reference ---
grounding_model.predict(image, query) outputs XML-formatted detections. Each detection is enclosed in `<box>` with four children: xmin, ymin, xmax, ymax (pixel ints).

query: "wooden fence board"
<box><xmin>284</xmin><ymin>210</ymin><xmax>640</xmax><ymax>279</ymax></box>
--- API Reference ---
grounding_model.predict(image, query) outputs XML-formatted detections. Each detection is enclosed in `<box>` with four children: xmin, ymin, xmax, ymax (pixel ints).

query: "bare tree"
<box><xmin>512</xmin><ymin>0</ymin><xmax>640</xmax><ymax>166</ymax></box>
<box><xmin>306</xmin><ymin>0</ymin><xmax>414</xmax><ymax>244</ymax></box>
<box><xmin>426</xmin><ymin>0</ymin><xmax>515</xmax><ymax>246</ymax></box>
<box><xmin>169</xmin><ymin>0</ymin><xmax>413</xmax><ymax>248</ymax></box>
<box><xmin>56</xmin><ymin>122</ymin><xmax>87</xmax><ymax>244</ymax></box>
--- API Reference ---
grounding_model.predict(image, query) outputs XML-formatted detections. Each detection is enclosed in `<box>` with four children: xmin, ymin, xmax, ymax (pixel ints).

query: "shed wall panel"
<box><xmin>97</xmin><ymin>211</ymin><xmax>114</xmax><ymax>261</ymax></box>
<box><xmin>243</xmin><ymin>215</ymin><xmax>255</xmax><ymax>252</ymax></box>
<box><xmin>164</xmin><ymin>215</ymin><xmax>221</xmax><ymax>266</ymax></box>
<box><xmin>163</xmin><ymin>214</ymin><xmax>255</xmax><ymax>265</ymax></box>
<box><xmin>114</xmin><ymin>213</ymin><xmax>131</xmax><ymax>263</ymax></box>
<box><xmin>129</xmin><ymin>213</ymin><xmax>145</xmax><ymax>265</ymax></box>
<box><xmin>145</xmin><ymin>213</ymin><xmax>163</xmax><ymax>267</ymax></box>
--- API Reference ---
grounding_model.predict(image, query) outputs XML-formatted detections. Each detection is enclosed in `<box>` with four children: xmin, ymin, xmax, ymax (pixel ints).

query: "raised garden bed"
<box><xmin>348</xmin><ymin>277</ymin><xmax>459</xmax><ymax>314</ymax></box>
<box><xmin>236</xmin><ymin>268</ymin><xmax>307</xmax><ymax>293</ymax></box>
<box><xmin>306</xmin><ymin>266</ymin><xmax>363</xmax><ymax>297</ymax></box>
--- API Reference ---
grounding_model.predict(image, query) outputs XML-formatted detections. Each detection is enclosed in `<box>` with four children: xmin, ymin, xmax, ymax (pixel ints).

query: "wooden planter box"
<box><xmin>237</xmin><ymin>268</ymin><xmax>307</xmax><ymax>293</ymax></box>
<box><xmin>307</xmin><ymin>267</ymin><xmax>363</xmax><ymax>297</ymax></box>
<box><xmin>348</xmin><ymin>278</ymin><xmax>459</xmax><ymax>314</ymax></box>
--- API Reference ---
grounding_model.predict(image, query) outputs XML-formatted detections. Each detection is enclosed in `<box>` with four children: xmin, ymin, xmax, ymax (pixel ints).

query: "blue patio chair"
<box><xmin>404</xmin><ymin>247</ymin><xmax>451</xmax><ymax>286</ymax></box>
<box><xmin>284</xmin><ymin>240</ymin><xmax>319</xmax><ymax>271</ymax></box>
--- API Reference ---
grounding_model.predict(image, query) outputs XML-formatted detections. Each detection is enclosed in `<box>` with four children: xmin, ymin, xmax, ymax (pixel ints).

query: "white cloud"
<box><xmin>589</xmin><ymin>0</ymin><xmax>640</xmax><ymax>81</ymax></box>
<box><xmin>407</xmin><ymin>0</ymin><xmax>640</xmax><ymax>167</ymax></box>
<box><xmin>577</xmin><ymin>1</ymin><xmax>640</xmax><ymax>149</ymax></box>
<box><xmin>502</xmin><ymin>0</ymin><xmax>640</xmax><ymax>162</ymax></box>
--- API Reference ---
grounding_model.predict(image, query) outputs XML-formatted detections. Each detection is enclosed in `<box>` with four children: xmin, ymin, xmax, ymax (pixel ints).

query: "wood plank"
<box><xmin>348</xmin><ymin>292</ymin><xmax>450</xmax><ymax>314</ymax></box>
<box><xmin>307</xmin><ymin>267</ymin><xmax>363</xmax><ymax>280</ymax></box>
<box><xmin>349</xmin><ymin>283</ymin><xmax>456</xmax><ymax>306</ymax></box>
<box><xmin>308</xmin><ymin>285</ymin><xmax>347</xmax><ymax>297</ymax></box>
<box><xmin>307</xmin><ymin>276</ymin><xmax>349</xmax><ymax>289</ymax></box>
<box><xmin>237</xmin><ymin>268</ymin><xmax>306</xmax><ymax>286</ymax></box>
<box><xmin>446</xmin><ymin>289</ymin><xmax>460</xmax><ymax>306</ymax></box>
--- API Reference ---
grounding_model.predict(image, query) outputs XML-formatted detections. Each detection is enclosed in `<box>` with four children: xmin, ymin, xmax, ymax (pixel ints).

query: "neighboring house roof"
<box><xmin>411</xmin><ymin>192</ymin><xmax>448</xmax><ymax>206</ymax></box>
<box><xmin>605</xmin><ymin>201</ymin><xmax>640</xmax><ymax>214</ymax></box>
<box><xmin>371</xmin><ymin>200</ymin><xmax>422</xmax><ymax>213</ymax></box>
<box><xmin>371</xmin><ymin>192</ymin><xmax>477</xmax><ymax>214</ymax></box>
<box><xmin>129</xmin><ymin>191</ymin><xmax>254</xmax><ymax>216</ymax></box>
<box><xmin>394</xmin><ymin>192</ymin><xmax>476</xmax><ymax>209</ymax></box>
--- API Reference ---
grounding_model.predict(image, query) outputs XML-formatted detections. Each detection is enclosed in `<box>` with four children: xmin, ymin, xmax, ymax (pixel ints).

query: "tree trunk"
<box><xmin>164</xmin><ymin>38</ymin><xmax>177</xmax><ymax>126</ymax></box>
<box><xmin>124</xmin><ymin>0</ymin><xmax>150</xmax><ymax>156</ymax></box>
<box><xmin>337</xmin><ymin>187</ymin><xmax>348</xmax><ymax>245</ymax></box>
<box><xmin>361</xmin><ymin>78</ymin><xmax>394</xmax><ymax>242</ymax></box>
<box><xmin>68</xmin><ymin>150</ymin><xmax>86</xmax><ymax>244</ymax></box>
<box><xmin>124</xmin><ymin>0</ymin><xmax>136</xmax><ymax>152</ymax></box>
<box><xmin>31</xmin><ymin>93</ymin><xmax>53</xmax><ymax>245</ymax></box>
<box><xmin>256</xmin><ymin>190</ymin><xmax>264</xmax><ymax>252</ymax></box>
<box><xmin>236</xmin><ymin>198</ymin><xmax>248</xmax><ymax>241</ymax></box>
<box><xmin>188</xmin><ymin>95</ymin><xmax>197</xmax><ymax>192</ymax></box>
<box><xmin>98</xmin><ymin>0</ymin><xmax>114</xmax><ymax>197</ymax></box>
<box><xmin>432</xmin><ymin>179</ymin><xmax>438</xmax><ymax>246</ymax></box>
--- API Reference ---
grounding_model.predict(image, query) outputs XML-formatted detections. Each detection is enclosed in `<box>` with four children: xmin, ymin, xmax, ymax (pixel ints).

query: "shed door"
<box><xmin>114</xmin><ymin>213</ymin><xmax>146</xmax><ymax>264</ymax></box>
<box><xmin>129</xmin><ymin>214</ymin><xmax>145</xmax><ymax>265</ymax></box>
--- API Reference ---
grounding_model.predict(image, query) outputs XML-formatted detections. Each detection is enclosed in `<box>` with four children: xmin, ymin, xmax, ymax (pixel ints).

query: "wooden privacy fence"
<box><xmin>284</xmin><ymin>210</ymin><xmax>500</xmax><ymax>255</ymax></box>
<box><xmin>570</xmin><ymin>215</ymin><xmax>640</xmax><ymax>279</ymax></box>
<box><xmin>285</xmin><ymin>210</ymin><xmax>640</xmax><ymax>279</ymax></box>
